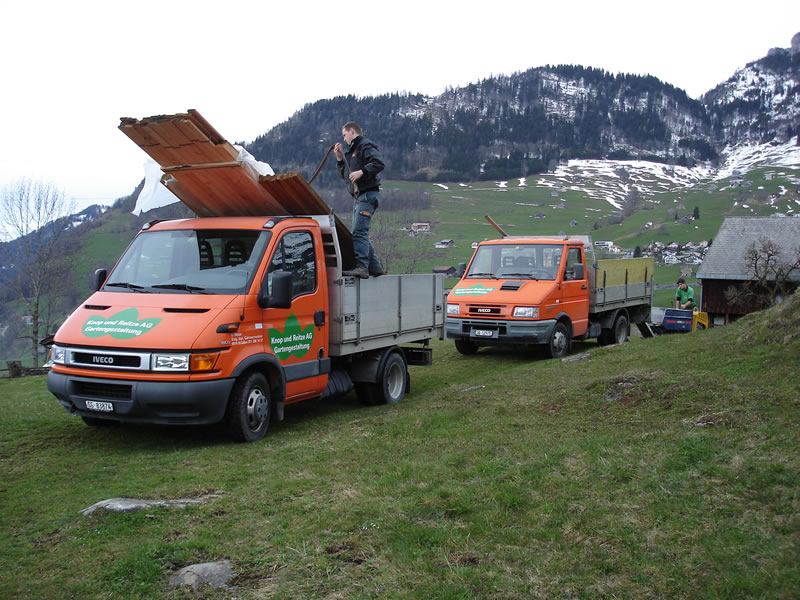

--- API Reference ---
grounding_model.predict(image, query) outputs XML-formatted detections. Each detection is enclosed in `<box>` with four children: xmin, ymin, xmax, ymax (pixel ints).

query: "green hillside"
<box><xmin>2</xmin><ymin>163</ymin><xmax>797</xmax><ymax>365</ymax></box>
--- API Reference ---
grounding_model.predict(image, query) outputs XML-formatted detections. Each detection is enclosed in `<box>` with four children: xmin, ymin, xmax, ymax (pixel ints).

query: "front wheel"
<box><xmin>226</xmin><ymin>372</ymin><xmax>270</xmax><ymax>442</ymax></box>
<box><xmin>547</xmin><ymin>321</ymin><xmax>571</xmax><ymax>359</ymax></box>
<box><xmin>81</xmin><ymin>416</ymin><xmax>119</xmax><ymax>427</ymax></box>
<box><xmin>454</xmin><ymin>339</ymin><xmax>479</xmax><ymax>355</ymax></box>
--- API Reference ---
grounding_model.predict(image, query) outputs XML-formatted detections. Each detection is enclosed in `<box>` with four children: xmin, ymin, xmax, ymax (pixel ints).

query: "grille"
<box><xmin>467</xmin><ymin>304</ymin><xmax>503</xmax><ymax>316</ymax></box>
<box><xmin>72</xmin><ymin>381</ymin><xmax>132</xmax><ymax>400</ymax></box>
<box><xmin>73</xmin><ymin>352</ymin><xmax>141</xmax><ymax>368</ymax></box>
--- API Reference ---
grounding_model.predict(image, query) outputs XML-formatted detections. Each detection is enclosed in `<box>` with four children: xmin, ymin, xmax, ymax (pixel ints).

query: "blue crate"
<box><xmin>662</xmin><ymin>308</ymin><xmax>693</xmax><ymax>332</ymax></box>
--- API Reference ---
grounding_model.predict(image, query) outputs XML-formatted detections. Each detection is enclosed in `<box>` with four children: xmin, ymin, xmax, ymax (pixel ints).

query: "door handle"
<box><xmin>581</xmin><ymin>285</ymin><xmax>587</xmax><ymax>289</ymax></box>
<box><xmin>314</xmin><ymin>310</ymin><xmax>326</xmax><ymax>326</ymax></box>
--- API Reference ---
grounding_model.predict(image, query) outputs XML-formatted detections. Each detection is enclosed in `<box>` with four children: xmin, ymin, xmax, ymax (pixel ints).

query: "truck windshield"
<box><xmin>105</xmin><ymin>229</ymin><xmax>271</xmax><ymax>294</ymax></box>
<box><xmin>466</xmin><ymin>244</ymin><xmax>563</xmax><ymax>280</ymax></box>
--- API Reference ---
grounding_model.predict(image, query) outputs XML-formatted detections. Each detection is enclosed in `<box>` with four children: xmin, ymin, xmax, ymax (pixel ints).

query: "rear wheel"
<box><xmin>547</xmin><ymin>321</ymin><xmax>570</xmax><ymax>359</ymax></box>
<box><xmin>226</xmin><ymin>372</ymin><xmax>270</xmax><ymax>442</ymax></box>
<box><xmin>455</xmin><ymin>339</ymin><xmax>479</xmax><ymax>355</ymax></box>
<box><xmin>356</xmin><ymin>352</ymin><xmax>407</xmax><ymax>406</ymax></box>
<box><xmin>599</xmin><ymin>314</ymin><xmax>629</xmax><ymax>345</ymax></box>
<box><xmin>611</xmin><ymin>314</ymin><xmax>629</xmax><ymax>344</ymax></box>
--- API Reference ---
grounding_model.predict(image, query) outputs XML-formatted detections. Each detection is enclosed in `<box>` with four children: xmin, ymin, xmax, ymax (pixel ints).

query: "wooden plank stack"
<box><xmin>119</xmin><ymin>109</ymin><xmax>330</xmax><ymax>218</ymax></box>
<box><xmin>119</xmin><ymin>109</ymin><xmax>354</xmax><ymax>264</ymax></box>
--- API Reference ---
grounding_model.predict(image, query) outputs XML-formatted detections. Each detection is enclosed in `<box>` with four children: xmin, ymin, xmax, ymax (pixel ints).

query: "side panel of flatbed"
<box><xmin>328</xmin><ymin>274</ymin><xmax>444</xmax><ymax>356</ymax></box>
<box><xmin>589</xmin><ymin>257</ymin><xmax>654</xmax><ymax>313</ymax></box>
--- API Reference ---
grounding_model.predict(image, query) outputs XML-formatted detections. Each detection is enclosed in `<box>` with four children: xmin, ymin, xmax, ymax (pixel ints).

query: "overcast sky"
<box><xmin>1</xmin><ymin>0</ymin><xmax>798</xmax><ymax>212</ymax></box>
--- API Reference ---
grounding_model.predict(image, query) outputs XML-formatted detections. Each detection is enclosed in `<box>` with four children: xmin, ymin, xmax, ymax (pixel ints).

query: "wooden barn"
<box><xmin>697</xmin><ymin>217</ymin><xmax>800</xmax><ymax>325</ymax></box>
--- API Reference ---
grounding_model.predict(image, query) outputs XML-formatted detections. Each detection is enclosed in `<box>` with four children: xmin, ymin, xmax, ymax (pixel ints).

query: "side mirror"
<box><xmin>94</xmin><ymin>269</ymin><xmax>108</xmax><ymax>291</ymax></box>
<box><xmin>573</xmin><ymin>263</ymin><xmax>585</xmax><ymax>280</ymax></box>
<box><xmin>457</xmin><ymin>263</ymin><xmax>467</xmax><ymax>277</ymax></box>
<box><xmin>258</xmin><ymin>271</ymin><xmax>293</xmax><ymax>309</ymax></box>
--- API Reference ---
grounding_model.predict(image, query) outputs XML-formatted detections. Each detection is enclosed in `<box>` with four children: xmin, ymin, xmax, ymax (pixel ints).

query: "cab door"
<box><xmin>262</xmin><ymin>229</ymin><xmax>329</xmax><ymax>402</ymax></box>
<box><xmin>559</xmin><ymin>246</ymin><xmax>590</xmax><ymax>336</ymax></box>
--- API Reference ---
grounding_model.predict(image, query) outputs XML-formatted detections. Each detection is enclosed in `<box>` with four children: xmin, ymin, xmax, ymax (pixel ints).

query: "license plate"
<box><xmin>472</xmin><ymin>329</ymin><xmax>495</xmax><ymax>337</ymax></box>
<box><xmin>85</xmin><ymin>400</ymin><xmax>114</xmax><ymax>412</ymax></box>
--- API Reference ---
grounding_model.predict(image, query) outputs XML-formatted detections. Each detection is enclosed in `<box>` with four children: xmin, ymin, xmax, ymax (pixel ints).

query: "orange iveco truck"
<box><xmin>46</xmin><ymin>214</ymin><xmax>443</xmax><ymax>442</ymax></box>
<box><xmin>46</xmin><ymin>110</ymin><xmax>444</xmax><ymax>442</ymax></box>
<box><xmin>446</xmin><ymin>235</ymin><xmax>654</xmax><ymax>358</ymax></box>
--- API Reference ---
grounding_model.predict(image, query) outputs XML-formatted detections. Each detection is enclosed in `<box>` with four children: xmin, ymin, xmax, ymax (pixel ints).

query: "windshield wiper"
<box><xmin>467</xmin><ymin>272</ymin><xmax>496</xmax><ymax>279</ymax></box>
<box><xmin>151</xmin><ymin>283</ymin><xmax>208</xmax><ymax>294</ymax></box>
<box><xmin>105</xmin><ymin>282</ymin><xmax>148</xmax><ymax>293</ymax></box>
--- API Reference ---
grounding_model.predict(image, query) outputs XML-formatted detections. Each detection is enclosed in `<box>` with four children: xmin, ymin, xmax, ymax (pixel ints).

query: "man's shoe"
<box><xmin>369</xmin><ymin>268</ymin><xmax>385</xmax><ymax>277</ymax></box>
<box><xmin>343</xmin><ymin>266</ymin><xmax>369</xmax><ymax>279</ymax></box>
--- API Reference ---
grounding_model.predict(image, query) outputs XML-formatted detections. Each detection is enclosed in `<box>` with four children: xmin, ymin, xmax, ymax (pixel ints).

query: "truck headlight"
<box><xmin>152</xmin><ymin>353</ymin><xmax>190</xmax><ymax>371</ymax></box>
<box><xmin>50</xmin><ymin>344</ymin><xmax>66</xmax><ymax>365</ymax></box>
<box><xmin>447</xmin><ymin>304</ymin><xmax>460</xmax><ymax>315</ymax></box>
<box><xmin>513</xmin><ymin>306</ymin><xmax>539</xmax><ymax>318</ymax></box>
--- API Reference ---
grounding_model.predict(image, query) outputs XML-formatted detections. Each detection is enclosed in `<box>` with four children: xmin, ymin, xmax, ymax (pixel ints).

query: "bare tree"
<box><xmin>393</xmin><ymin>235</ymin><xmax>433</xmax><ymax>274</ymax></box>
<box><xmin>725</xmin><ymin>237</ymin><xmax>800</xmax><ymax>310</ymax></box>
<box><xmin>370</xmin><ymin>211</ymin><xmax>434</xmax><ymax>274</ymax></box>
<box><xmin>370</xmin><ymin>213</ymin><xmax>405</xmax><ymax>273</ymax></box>
<box><xmin>1</xmin><ymin>178</ymin><xmax>75</xmax><ymax>366</ymax></box>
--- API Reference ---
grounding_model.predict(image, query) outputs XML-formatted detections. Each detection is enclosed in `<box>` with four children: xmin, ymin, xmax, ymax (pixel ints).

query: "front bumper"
<box><xmin>446</xmin><ymin>317</ymin><xmax>557</xmax><ymax>345</ymax></box>
<box><xmin>47</xmin><ymin>371</ymin><xmax>234</xmax><ymax>425</ymax></box>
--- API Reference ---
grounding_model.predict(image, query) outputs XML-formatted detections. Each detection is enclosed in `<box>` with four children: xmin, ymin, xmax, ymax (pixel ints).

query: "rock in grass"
<box><xmin>80</xmin><ymin>494</ymin><xmax>219</xmax><ymax>516</ymax></box>
<box><xmin>168</xmin><ymin>560</ymin><xmax>234</xmax><ymax>590</ymax></box>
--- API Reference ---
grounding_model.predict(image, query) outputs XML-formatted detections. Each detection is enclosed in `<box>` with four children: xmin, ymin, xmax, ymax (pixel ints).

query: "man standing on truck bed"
<box><xmin>334</xmin><ymin>121</ymin><xmax>384</xmax><ymax>278</ymax></box>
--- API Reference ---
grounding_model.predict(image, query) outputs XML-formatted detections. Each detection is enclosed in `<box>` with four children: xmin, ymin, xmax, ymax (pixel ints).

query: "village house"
<box><xmin>434</xmin><ymin>239</ymin><xmax>455</xmax><ymax>249</ymax></box>
<box><xmin>697</xmin><ymin>217</ymin><xmax>800</xmax><ymax>325</ymax></box>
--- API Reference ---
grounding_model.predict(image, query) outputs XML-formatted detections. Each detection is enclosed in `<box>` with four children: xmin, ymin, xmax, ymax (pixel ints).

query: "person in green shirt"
<box><xmin>675</xmin><ymin>277</ymin><xmax>696</xmax><ymax>309</ymax></box>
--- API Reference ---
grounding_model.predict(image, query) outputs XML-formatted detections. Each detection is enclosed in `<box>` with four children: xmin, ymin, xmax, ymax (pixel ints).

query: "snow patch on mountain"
<box><xmin>715</xmin><ymin>140</ymin><xmax>800</xmax><ymax>179</ymax></box>
<box><xmin>511</xmin><ymin>139</ymin><xmax>800</xmax><ymax>211</ymax></box>
<box><xmin>533</xmin><ymin>160</ymin><xmax>714</xmax><ymax>209</ymax></box>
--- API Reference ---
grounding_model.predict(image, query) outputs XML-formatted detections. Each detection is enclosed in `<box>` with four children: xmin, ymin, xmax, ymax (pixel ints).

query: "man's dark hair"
<box><xmin>676</xmin><ymin>277</ymin><xmax>686</xmax><ymax>284</ymax></box>
<box><xmin>342</xmin><ymin>121</ymin><xmax>362</xmax><ymax>135</ymax></box>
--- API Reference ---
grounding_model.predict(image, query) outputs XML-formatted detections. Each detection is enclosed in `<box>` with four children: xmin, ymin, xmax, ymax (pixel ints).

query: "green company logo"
<box><xmin>83</xmin><ymin>308</ymin><xmax>162</xmax><ymax>339</ymax></box>
<box><xmin>269</xmin><ymin>314</ymin><xmax>314</xmax><ymax>360</ymax></box>
<box><xmin>452</xmin><ymin>283</ymin><xmax>497</xmax><ymax>296</ymax></box>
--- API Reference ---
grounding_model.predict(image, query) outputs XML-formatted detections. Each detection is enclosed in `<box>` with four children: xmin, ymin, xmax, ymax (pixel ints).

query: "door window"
<box><xmin>564</xmin><ymin>248</ymin><xmax>583</xmax><ymax>280</ymax></box>
<box><xmin>267</xmin><ymin>231</ymin><xmax>317</xmax><ymax>298</ymax></box>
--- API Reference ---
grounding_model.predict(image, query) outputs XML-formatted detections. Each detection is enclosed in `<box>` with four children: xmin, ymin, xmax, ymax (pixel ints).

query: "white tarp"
<box><xmin>132</xmin><ymin>146</ymin><xmax>274</xmax><ymax>215</ymax></box>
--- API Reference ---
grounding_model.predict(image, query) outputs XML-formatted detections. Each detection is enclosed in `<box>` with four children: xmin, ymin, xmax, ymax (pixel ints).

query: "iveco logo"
<box><xmin>476</xmin><ymin>308</ymin><xmax>492</xmax><ymax>313</ymax></box>
<box><xmin>92</xmin><ymin>356</ymin><xmax>115</xmax><ymax>364</ymax></box>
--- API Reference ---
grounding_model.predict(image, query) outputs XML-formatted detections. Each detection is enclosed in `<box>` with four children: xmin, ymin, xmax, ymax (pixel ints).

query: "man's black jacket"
<box><xmin>337</xmin><ymin>135</ymin><xmax>384</xmax><ymax>198</ymax></box>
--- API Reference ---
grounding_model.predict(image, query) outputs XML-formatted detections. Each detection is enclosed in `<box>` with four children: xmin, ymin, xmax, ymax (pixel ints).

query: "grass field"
<box><xmin>2</xmin><ymin>292</ymin><xmax>799</xmax><ymax>599</ymax></box>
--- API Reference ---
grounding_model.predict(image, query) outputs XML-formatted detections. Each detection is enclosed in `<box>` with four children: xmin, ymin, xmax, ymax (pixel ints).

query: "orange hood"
<box><xmin>448</xmin><ymin>279</ymin><xmax>556</xmax><ymax>304</ymax></box>
<box><xmin>54</xmin><ymin>291</ymin><xmax>240</xmax><ymax>350</ymax></box>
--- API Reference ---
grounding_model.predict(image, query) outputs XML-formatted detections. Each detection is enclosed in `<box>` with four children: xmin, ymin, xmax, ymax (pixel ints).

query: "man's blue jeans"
<box><xmin>352</xmin><ymin>191</ymin><xmax>381</xmax><ymax>272</ymax></box>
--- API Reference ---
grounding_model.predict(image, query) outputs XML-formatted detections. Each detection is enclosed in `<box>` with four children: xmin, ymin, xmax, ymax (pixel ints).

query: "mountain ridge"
<box><xmin>247</xmin><ymin>33</ymin><xmax>799</xmax><ymax>187</ymax></box>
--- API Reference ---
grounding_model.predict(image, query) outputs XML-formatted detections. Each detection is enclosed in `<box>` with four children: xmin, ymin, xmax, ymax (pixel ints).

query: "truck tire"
<box><xmin>599</xmin><ymin>313</ymin><xmax>629</xmax><ymax>346</ymax></box>
<box><xmin>547</xmin><ymin>321</ymin><xmax>570</xmax><ymax>359</ymax></box>
<box><xmin>81</xmin><ymin>416</ymin><xmax>118</xmax><ymax>427</ymax></box>
<box><xmin>454</xmin><ymin>339</ymin><xmax>479</xmax><ymax>355</ymax></box>
<box><xmin>226</xmin><ymin>372</ymin><xmax>270</xmax><ymax>442</ymax></box>
<box><xmin>612</xmin><ymin>314</ymin><xmax>630</xmax><ymax>343</ymax></box>
<box><xmin>355</xmin><ymin>352</ymin><xmax>407</xmax><ymax>406</ymax></box>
